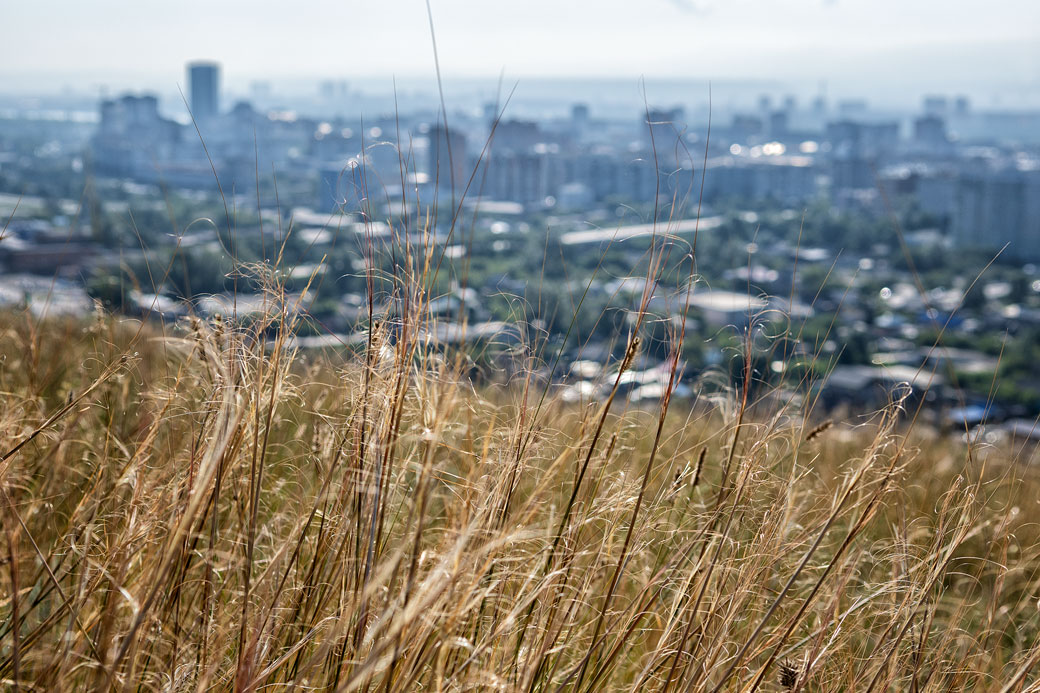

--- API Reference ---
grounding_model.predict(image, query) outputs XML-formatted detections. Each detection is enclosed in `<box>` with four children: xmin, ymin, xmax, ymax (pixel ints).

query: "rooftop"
<box><xmin>560</xmin><ymin>216</ymin><xmax>724</xmax><ymax>246</ymax></box>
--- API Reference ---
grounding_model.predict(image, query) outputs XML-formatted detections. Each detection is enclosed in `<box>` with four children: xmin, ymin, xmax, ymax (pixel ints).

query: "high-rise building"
<box><xmin>570</xmin><ymin>103</ymin><xmax>590</xmax><ymax>141</ymax></box>
<box><xmin>188</xmin><ymin>61</ymin><xmax>220</xmax><ymax>121</ymax></box>
<box><xmin>427</xmin><ymin>124</ymin><xmax>467</xmax><ymax>194</ymax></box>
<box><xmin>571</xmin><ymin>103</ymin><xmax>589</xmax><ymax>128</ymax></box>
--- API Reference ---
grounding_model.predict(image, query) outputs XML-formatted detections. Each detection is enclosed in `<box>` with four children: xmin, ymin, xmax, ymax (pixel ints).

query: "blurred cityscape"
<box><xmin>3</xmin><ymin>61</ymin><xmax>1040</xmax><ymax>439</ymax></box>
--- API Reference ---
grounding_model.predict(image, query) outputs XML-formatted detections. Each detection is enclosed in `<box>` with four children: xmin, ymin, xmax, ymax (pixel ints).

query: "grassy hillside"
<box><xmin>1</xmin><ymin>290</ymin><xmax>1039</xmax><ymax>691</ymax></box>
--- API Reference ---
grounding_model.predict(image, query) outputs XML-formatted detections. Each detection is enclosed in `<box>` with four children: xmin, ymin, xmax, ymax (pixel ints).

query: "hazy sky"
<box><xmin>3</xmin><ymin>0</ymin><xmax>1039</xmax><ymax>102</ymax></box>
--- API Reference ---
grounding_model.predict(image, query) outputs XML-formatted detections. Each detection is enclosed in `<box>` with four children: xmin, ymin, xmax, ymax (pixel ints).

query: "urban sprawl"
<box><xmin>2</xmin><ymin>62</ymin><xmax>1040</xmax><ymax>442</ymax></box>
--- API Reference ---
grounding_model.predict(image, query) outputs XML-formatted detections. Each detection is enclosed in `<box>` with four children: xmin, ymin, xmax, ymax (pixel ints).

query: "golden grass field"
<box><xmin>1</xmin><ymin>255</ymin><xmax>1039</xmax><ymax>693</ymax></box>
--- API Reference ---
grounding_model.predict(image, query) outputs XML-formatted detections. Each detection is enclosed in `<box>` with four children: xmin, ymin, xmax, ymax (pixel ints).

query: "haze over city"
<box><xmin>3</xmin><ymin>0</ymin><xmax>1039</xmax><ymax>109</ymax></box>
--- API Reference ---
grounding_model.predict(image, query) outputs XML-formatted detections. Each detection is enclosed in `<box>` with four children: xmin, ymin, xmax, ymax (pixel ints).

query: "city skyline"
<box><xmin>2</xmin><ymin>0</ymin><xmax>1039</xmax><ymax>108</ymax></box>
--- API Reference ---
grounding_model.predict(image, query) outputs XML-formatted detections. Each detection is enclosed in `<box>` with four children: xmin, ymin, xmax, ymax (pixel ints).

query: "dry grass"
<box><xmin>3</xmin><ymin>86</ymin><xmax>1040</xmax><ymax>685</ymax></box>
<box><xmin>1</xmin><ymin>242</ymin><xmax>1039</xmax><ymax>693</ymax></box>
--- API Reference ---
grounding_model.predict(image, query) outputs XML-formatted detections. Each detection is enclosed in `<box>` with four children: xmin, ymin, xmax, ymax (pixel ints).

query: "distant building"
<box><xmin>831</xmin><ymin>157</ymin><xmax>875</xmax><ymax>191</ymax></box>
<box><xmin>482</xmin><ymin>101</ymin><xmax>498</xmax><ymax>126</ymax></box>
<box><xmin>427</xmin><ymin>123</ymin><xmax>467</xmax><ymax>194</ymax></box>
<box><xmin>730</xmin><ymin>114</ymin><xmax>764</xmax><ymax>141</ymax></box>
<box><xmin>319</xmin><ymin>159</ymin><xmax>368</xmax><ymax>213</ymax></box>
<box><xmin>923</xmin><ymin>95</ymin><xmax>948</xmax><ymax>117</ymax></box>
<box><xmin>571</xmin><ymin>103</ymin><xmax>589</xmax><ymax>126</ymax></box>
<box><xmin>700</xmin><ymin>156</ymin><xmax>817</xmax><ymax>204</ymax></box>
<box><xmin>837</xmin><ymin>99</ymin><xmax>868</xmax><ymax>117</ymax></box>
<box><xmin>826</xmin><ymin>120</ymin><xmax>899</xmax><ymax>158</ymax></box>
<box><xmin>249</xmin><ymin>80</ymin><xmax>271</xmax><ymax>102</ymax></box>
<box><xmin>570</xmin><ymin>103</ymin><xmax>590</xmax><ymax>140</ymax></box>
<box><xmin>482</xmin><ymin>149</ymin><xmax>564</xmax><ymax>205</ymax></box>
<box><xmin>492</xmin><ymin>119</ymin><xmax>544</xmax><ymax>153</ymax></box>
<box><xmin>90</xmin><ymin>94</ymin><xmax>181</xmax><ymax>178</ymax></box>
<box><xmin>188</xmin><ymin>61</ymin><xmax>220</xmax><ymax>121</ymax></box>
<box><xmin>563</xmin><ymin>151</ymin><xmax>659</xmax><ymax>205</ymax></box>
<box><xmin>318</xmin><ymin>79</ymin><xmax>348</xmax><ymax>105</ymax></box>
<box><xmin>913</xmin><ymin>115</ymin><xmax>948</xmax><ymax>148</ymax></box>
<box><xmin>952</xmin><ymin>169</ymin><xmax>1040</xmax><ymax>260</ymax></box>
<box><xmin>916</xmin><ymin>173</ymin><xmax>958</xmax><ymax>219</ymax></box>
<box><xmin>826</xmin><ymin>120</ymin><xmax>900</xmax><ymax>192</ymax></box>
<box><xmin>768</xmin><ymin>110</ymin><xmax>789</xmax><ymax>138</ymax></box>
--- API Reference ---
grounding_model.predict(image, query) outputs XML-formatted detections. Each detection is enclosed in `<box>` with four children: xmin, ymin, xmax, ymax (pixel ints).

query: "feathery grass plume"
<box><xmin>777</xmin><ymin>658</ymin><xmax>800</xmax><ymax>689</ymax></box>
<box><xmin>805</xmin><ymin>419</ymin><xmax>834</xmax><ymax>442</ymax></box>
<box><xmin>692</xmin><ymin>446</ymin><xmax>706</xmax><ymax>487</ymax></box>
<box><xmin>619</xmin><ymin>334</ymin><xmax>641</xmax><ymax>374</ymax></box>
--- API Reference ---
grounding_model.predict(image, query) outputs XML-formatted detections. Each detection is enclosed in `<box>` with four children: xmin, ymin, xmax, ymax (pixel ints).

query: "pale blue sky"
<box><xmin>3</xmin><ymin>0</ymin><xmax>1038</xmax><ymax>102</ymax></box>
